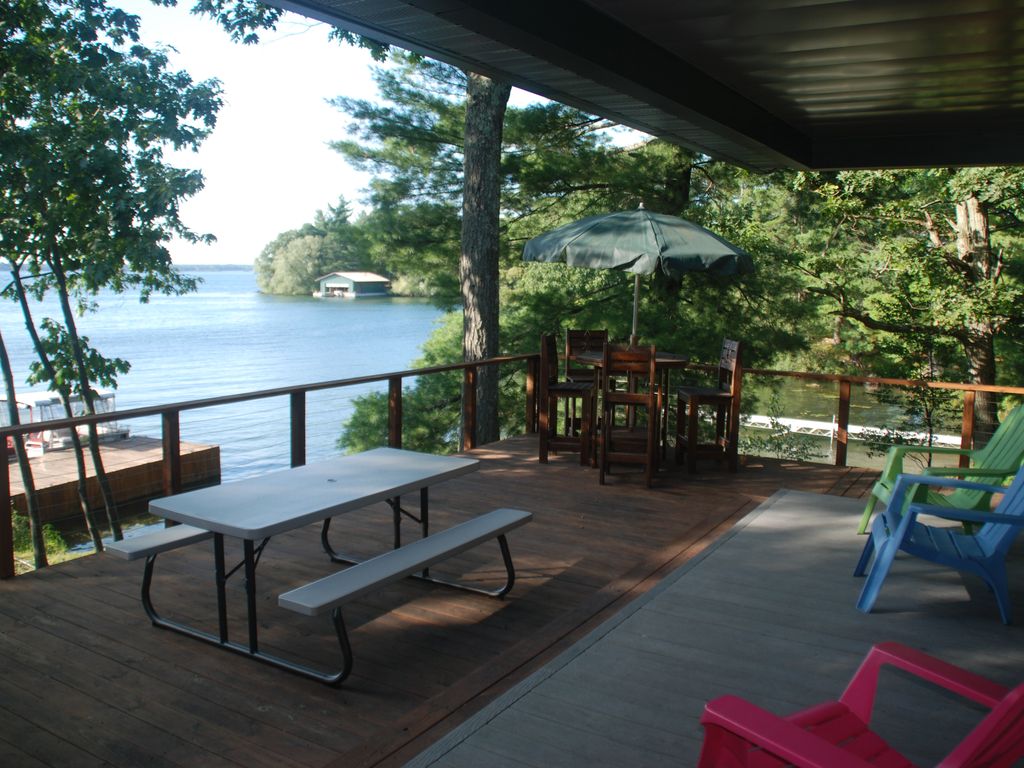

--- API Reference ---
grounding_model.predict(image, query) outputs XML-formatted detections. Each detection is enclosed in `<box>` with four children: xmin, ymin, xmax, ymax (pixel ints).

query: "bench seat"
<box><xmin>280</xmin><ymin>507</ymin><xmax>532</xmax><ymax>616</ymax></box>
<box><xmin>278</xmin><ymin>507</ymin><xmax>532</xmax><ymax>684</ymax></box>
<box><xmin>106</xmin><ymin>524</ymin><xmax>212</xmax><ymax>561</ymax></box>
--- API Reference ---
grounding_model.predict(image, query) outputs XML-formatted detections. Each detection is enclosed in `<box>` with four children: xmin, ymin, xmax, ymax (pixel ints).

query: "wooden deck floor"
<box><xmin>409</xmin><ymin>490</ymin><xmax>1024</xmax><ymax>767</ymax></box>
<box><xmin>0</xmin><ymin>437</ymin><xmax>878</xmax><ymax>768</ymax></box>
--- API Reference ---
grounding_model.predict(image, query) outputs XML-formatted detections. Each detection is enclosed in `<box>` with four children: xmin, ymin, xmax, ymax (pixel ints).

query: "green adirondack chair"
<box><xmin>858</xmin><ymin>405</ymin><xmax>1024</xmax><ymax>534</ymax></box>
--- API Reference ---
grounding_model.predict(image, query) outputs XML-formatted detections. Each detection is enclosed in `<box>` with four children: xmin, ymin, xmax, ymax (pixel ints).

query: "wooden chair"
<box><xmin>854</xmin><ymin>466</ymin><xmax>1024</xmax><ymax>624</ymax></box>
<box><xmin>675</xmin><ymin>339</ymin><xmax>743</xmax><ymax>473</ymax></box>
<box><xmin>857</xmin><ymin>404</ymin><xmax>1024</xmax><ymax>534</ymax></box>
<box><xmin>599</xmin><ymin>343</ymin><xmax>658</xmax><ymax>486</ymax></box>
<box><xmin>538</xmin><ymin>333</ymin><xmax>594</xmax><ymax>465</ymax></box>
<box><xmin>565</xmin><ymin>329</ymin><xmax>607</xmax><ymax>463</ymax></box>
<box><xmin>697</xmin><ymin>641</ymin><xmax>1024</xmax><ymax>768</ymax></box>
<box><xmin>565</xmin><ymin>329</ymin><xmax>608</xmax><ymax>384</ymax></box>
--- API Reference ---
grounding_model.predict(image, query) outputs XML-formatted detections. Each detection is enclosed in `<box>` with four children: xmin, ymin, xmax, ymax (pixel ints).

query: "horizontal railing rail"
<box><xmin>2</xmin><ymin>350</ymin><xmax>1021</xmax><ymax>579</ymax></box>
<box><xmin>0</xmin><ymin>353</ymin><xmax>540</xmax><ymax>579</ymax></box>
<box><xmin>739</xmin><ymin>368</ymin><xmax>1024</xmax><ymax>467</ymax></box>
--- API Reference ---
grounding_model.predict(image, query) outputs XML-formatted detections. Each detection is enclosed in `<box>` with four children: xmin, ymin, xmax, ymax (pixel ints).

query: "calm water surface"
<box><xmin>1</xmin><ymin>269</ymin><xmax>957</xmax><ymax>482</ymax></box>
<box><xmin>1</xmin><ymin>269</ymin><xmax>443</xmax><ymax>480</ymax></box>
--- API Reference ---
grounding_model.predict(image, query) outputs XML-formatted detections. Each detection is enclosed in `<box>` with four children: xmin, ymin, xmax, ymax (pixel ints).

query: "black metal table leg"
<box><xmin>214</xmin><ymin>533</ymin><xmax>228</xmax><ymax>643</ymax></box>
<box><xmin>243</xmin><ymin>538</ymin><xmax>258</xmax><ymax>653</ymax></box>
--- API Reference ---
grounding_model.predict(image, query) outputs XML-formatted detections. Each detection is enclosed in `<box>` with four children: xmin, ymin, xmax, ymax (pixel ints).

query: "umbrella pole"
<box><xmin>630</xmin><ymin>273</ymin><xmax>640</xmax><ymax>347</ymax></box>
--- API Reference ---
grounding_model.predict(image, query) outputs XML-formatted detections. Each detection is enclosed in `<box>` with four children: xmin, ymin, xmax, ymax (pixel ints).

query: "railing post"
<box><xmin>162</xmin><ymin>409</ymin><xmax>182</xmax><ymax>498</ymax></box>
<box><xmin>290</xmin><ymin>391</ymin><xmax>306</xmax><ymax>468</ymax></box>
<box><xmin>388</xmin><ymin>376</ymin><xmax>403</xmax><ymax>449</ymax></box>
<box><xmin>960</xmin><ymin>390</ymin><xmax>976</xmax><ymax>468</ymax></box>
<box><xmin>525</xmin><ymin>356</ymin><xmax>538</xmax><ymax>433</ymax></box>
<box><xmin>1</xmin><ymin>456</ymin><xmax>13</xmax><ymax>579</ymax></box>
<box><xmin>835</xmin><ymin>378</ymin><xmax>851</xmax><ymax>467</ymax></box>
<box><xmin>463</xmin><ymin>366</ymin><xmax>477</xmax><ymax>451</ymax></box>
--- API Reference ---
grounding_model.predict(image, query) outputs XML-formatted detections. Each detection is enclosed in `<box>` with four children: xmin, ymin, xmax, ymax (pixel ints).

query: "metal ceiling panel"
<box><xmin>271</xmin><ymin>0</ymin><xmax>1024</xmax><ymax>169</ymax></box>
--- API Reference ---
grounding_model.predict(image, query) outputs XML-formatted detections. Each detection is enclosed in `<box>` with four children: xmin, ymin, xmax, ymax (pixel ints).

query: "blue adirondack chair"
<box><xmin>857</xmin><ymin>405</ymin><xmax>1024</xmax><ymax>534</ymax></box>
<box><xmin>855</xmin><ymin>466</ymin><xmax>1024</xmax><ymax>624</ymax></box>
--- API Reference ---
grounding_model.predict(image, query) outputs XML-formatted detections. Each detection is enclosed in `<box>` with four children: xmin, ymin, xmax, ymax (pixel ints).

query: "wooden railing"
<box><xmin>2</xmin><ymin>353</ymin><xmax>1022</xmax><ymax>579</ymax></box>
<box><xmin>741</xmin><ymin>368</ymin><xmax>1024</xmax><ymax>468</ymax></box>
<box><xmin>0</xmin><ymin>353</ymin><xmax>540</xmax><ymax>579</ymax></box>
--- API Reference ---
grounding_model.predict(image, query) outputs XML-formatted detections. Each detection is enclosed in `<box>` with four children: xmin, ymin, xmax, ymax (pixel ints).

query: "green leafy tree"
<box><xmin>1</xmin><ymin>0</ymin><xmax>221</xmax><ymax>559</ymax></box>
<box><xmin>788</xmin><ymin>169</ymin><xmax>1024</xmax><ymax>439</ymax></box>
<box><xmin>254</xmin><ymin>198</ymin><xmax>376</xmax><ymax>295</ymax></box>
<box><xmin>333</xmin><ymin>63</ymin><xmax>811</xmax><ymax>451</ymax></box>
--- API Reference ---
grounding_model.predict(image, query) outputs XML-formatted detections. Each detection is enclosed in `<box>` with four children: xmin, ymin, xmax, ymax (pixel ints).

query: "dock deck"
<box><xmin>3</xmin><ymin>436</ymin><xmax>1016</xmax><ymax>767</ymax></box>
<box><xmin>8</xmin><ymin>436</ymin><xmax>221</xmax><ymax>526</ymax></box>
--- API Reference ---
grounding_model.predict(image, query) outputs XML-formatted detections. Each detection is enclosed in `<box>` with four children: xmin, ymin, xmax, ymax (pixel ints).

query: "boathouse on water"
<box><xmin>313</xmin><ymin>271</ymin><xmax>391</xmax><ymax>298</ymax></box>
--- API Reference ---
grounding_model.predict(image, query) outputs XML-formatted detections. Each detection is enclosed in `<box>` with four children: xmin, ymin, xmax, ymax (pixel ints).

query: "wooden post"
<box><xmin>388</xmin><ymin>376</ymin><xmax>403</xmax><ymax>449</ymax></box>
<box><xmin>835</xmin><ymin>379</ymin><xmax>851</xmax><ymax>467</ymax></box>
<box><xmin>161</xmin><ymin>409</ymin><xmax>182</xmax><ymax>498</ymax></box>
<box><xmin>525</xmin><ymin>356</ymin><xmax>538</xmax><ymax>433</ymax></box>
<box><xmin>290</xmin><ymin>391</ymin><xmax>306</xmax><ymax>468</ymax></box>
<box><xmin>463</xmin><ymin>366</ymin><xmax>477</xmax><ymax>451</ymax></box>
<box><xmin>0</xmin><ymin>456</ymin><xmax>13</xmax><ymax>579</ymax></box>
<box><xmin>960</xmin><ymin>390</ymin><xmax>976</xmax><ymax>468</ymax></box>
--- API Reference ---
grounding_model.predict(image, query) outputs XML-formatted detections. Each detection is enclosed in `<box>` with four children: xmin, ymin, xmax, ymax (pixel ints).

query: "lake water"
<box><xmin>0</xmin><ymin>269</ymin><xmax>444</xmax><ymax>481</ymax></box>
<box><xmin>1</xmin><ymin>268</ymin><xmax>962</xmax><ymax>484</ymax></box>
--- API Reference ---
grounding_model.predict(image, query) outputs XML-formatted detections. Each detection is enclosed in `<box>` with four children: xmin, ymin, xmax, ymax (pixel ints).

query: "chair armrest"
<box><xmin>922</xmin><ymin>466</ymin><xmax>1017</xmax><ymax>479</ymax></box>
<box><xmin>878</xmin><ymin>445</ymin><xmax>972</xmax><ymax>484</ymax></box>
<box><xmin>890</xmin><ymin>473</ymin><xmax>1008</xmax><ymax>499</ymax></box>
<box><xmin>884</xmin><ymin>445</ymin><xmax>970</xmax><ymax>469</ymax></box>
<box><xmin>701</xmin><ymin>696</ymin><xmax>871</xmax><ymax>768</ymax></box>
<box><xmin>907</xmin><ymin>504</ymin><xmax>1024</xmax><ymax>527</ymax></box>
<box><xmin>840</xmin><ymin>642</ymin><xmax>1007</xmax><ymax>722</ymax></box>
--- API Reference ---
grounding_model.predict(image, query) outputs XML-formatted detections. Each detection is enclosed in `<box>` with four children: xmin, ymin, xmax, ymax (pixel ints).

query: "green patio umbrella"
<box><xmin>523</xmin><ymin>206</ymin><xmax>754</xmax><ymax>344</ymax></box>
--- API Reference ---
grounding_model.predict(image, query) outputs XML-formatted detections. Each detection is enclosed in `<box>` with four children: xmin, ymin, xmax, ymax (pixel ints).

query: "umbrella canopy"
<box><xmin>523</xmin><ymin>207</ymin><xmax>754</xmax><ymax>342</ymax></box>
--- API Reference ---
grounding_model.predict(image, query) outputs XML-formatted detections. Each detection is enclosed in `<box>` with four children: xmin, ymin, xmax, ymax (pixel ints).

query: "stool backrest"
<box><xmin>718</xmin><ymin>340</ymin><xmax>743</xmax><ymax>395</ymax></box>
<box><xmin>566</xmin><ymin>329</ymin><xmax>608</xmax><ymax>381</ymax></box>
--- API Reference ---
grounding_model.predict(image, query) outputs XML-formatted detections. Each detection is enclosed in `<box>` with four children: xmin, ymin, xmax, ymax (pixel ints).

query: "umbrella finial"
<box><xmin>637</xmin><ymin>202</ymin><xmax>645</xmax><ymax>210</ymax></box>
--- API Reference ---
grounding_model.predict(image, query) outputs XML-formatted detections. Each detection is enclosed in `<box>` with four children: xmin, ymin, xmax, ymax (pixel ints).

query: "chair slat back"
<box><xmin>566</xmin><ymin>329</ymin><xmax>608</xmax><ymax>381</ymax></box>
<box><xmin>951</xmin><ymin>684</ymin><xmax>1024</xmax><ymax>768</ymax></box>
<box><xmin>973</xmin><ymin>405</ymin><xmax>1024</xmax><ymax>469</ymax></box>
<box><xmin>602</xmin><ymin>343</ymin><xmax>657</xmax><ymax>407</ymax></box>
<box><xmin>541</xmin><ymin>333</ymin><xmax>560</xmax><ymax>386</ymax></box>
<box><xmin>602</xmin><ymin>343</ymin><xmax>656</xmax><ymax>382</ymax></box>
<box><xmin>975</xmin><ymin>466</ymin><xmax>1024</xmax><ymax>556</ymax></box>
<box><xmin>718</xmin><ymin>339</ymin><xmax>742</xmax><ymax>394</ymax></box>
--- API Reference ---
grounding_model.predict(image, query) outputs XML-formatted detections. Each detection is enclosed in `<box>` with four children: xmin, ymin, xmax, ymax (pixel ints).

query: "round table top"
<box><xmin>573</xmin><ymin>350</ymin><xmax>689</xmax><ymax>368</ymax></box>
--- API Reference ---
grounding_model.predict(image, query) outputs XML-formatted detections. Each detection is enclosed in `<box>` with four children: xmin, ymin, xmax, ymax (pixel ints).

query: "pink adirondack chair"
<box><xmin>697</xmin><ymin>642</ymin><xmax>1024</xmax><ymax>767</ymax></box>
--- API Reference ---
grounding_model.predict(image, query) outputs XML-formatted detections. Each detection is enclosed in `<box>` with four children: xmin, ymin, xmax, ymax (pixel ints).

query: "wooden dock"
<box><xmin>8</xmin><ymin>436</ymin><xmax>220</xmax><ymax>526</ymax></box>
<box><xmin>0</xmin><ymin>436</ymin><xmax>882</xmax><ymax>767</ymax></box>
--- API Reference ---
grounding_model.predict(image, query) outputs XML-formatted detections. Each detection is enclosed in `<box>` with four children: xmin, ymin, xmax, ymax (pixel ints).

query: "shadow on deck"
<box><xmin>0</xmin><ymin>436</ymin><xmax>880</xmax><ymax>768</ymax></box>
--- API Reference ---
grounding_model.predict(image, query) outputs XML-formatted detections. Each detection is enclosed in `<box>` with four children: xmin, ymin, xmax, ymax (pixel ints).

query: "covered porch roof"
<box><xmin>272</xmin><ymin>0</ymin><xmax>1024</xmax><ymax>171</ymax></box>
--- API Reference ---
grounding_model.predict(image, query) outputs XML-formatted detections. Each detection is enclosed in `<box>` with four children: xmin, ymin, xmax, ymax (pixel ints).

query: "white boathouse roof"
<box><xmin>316</xmin><ymin>271</ymin><xmax>390</xmax><ymax>283</ymax></box>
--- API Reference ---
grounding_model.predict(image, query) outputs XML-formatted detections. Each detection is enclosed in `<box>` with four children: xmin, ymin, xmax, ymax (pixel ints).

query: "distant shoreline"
<box><xmin>0</xmin><ymin>263</ymin><xmax>253</xmax><ymax>273</ymax></box>
<box><xmin>175</xmin><ymin>264</ymin><xmax>253</xmax><ymax>272</ymax></box>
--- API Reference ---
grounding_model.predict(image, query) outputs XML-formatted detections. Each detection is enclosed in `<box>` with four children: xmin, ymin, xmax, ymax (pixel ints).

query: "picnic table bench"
<box><xmin>279</xmin><ymin>507</ymin><xmax>533</xmax><ymax>684</ymax></box>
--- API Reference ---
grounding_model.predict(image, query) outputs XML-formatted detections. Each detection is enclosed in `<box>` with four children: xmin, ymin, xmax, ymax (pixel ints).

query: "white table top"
<box><xmin>149</xmin><ymin>447</ymin><xmax>479</xmax><ymax>539</ymax></box>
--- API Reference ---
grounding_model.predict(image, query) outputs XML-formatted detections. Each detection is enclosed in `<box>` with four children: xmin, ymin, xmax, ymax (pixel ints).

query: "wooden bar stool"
<box><xmin>675</xmin><ymin>339</ymin><xmax>743</xmax><ymax>472</ymax></box>
<box><xmin>565</xmin><ymin>329</ymin><xmax>607</xmax><ymax>465</ymax></box>
<box><xmin>538</xmin><ymin>333</ymin><xmax>595</xmax><ymax>465</ymax></box>
<box><xmin>600</xmin><ymin>343</ymin><xmax>659</xmax><ymax>486</ymax></box>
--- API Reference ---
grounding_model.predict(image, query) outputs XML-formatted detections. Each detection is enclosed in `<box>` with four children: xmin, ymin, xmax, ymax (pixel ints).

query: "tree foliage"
<box><xmin>327</xmin><ymin>55</ymin><xmax>1023</xmax><ymax>452</ymax></box>
<box><xmin>1</xmin><ymin>0</ymin><xmax>222</xmax><ymax>557</ymax></box>
<box><xmin>253</xmin><ymin>197</ymin><xmax>384</xmax><ymax>295</ymax></box>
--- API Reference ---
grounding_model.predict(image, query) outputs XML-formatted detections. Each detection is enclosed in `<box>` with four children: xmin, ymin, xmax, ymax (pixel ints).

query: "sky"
<box><xmin>113</xmin><ymin>2</ymin><xmax>645</xmax><ymax>267</ymax></box>
<box><xmin>113</xmin><ymin>1</ymin><xmax>385</xmax><ymax>266</ymax></box>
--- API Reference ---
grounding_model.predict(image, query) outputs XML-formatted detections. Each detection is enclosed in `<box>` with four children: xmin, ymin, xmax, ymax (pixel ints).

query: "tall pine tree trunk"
<box><xmin>954</xmin><ymin>195</ymin><xmax>999</xmax><ymax>442</ymax></box>
<box><xmin>460</xmin><ymin>72</ymin><xmax>510</xmax><ymax>447</ymax></box>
